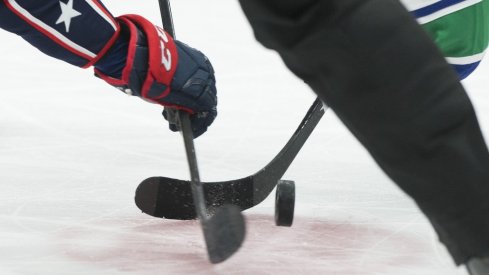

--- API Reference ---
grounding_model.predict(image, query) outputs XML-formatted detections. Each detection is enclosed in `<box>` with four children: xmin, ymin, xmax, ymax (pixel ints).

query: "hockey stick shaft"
<box><xmin>157</xmin><ymin>0</ymin><xmax>206</xmax><ymax>218</ymax></box>
<box><xmin>158</xmin><ymin>0</ymin><xmax>175</xmax><ymax>37</ymax></box>
<box><xmin>178</xmin><ymin>110</ymin><xmax>207</xmax><ymax>219</ymax></box>
<box><xmin>156</xmin><ymin>0</ymin><xmax>245</xmax><ymax>263</ymax></box>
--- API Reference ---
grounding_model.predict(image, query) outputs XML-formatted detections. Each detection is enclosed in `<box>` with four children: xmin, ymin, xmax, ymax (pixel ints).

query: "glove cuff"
<box><xmin>95</xmin><ymin>14</ymin><xmax>178</xmax><ymax>102</ymax></box>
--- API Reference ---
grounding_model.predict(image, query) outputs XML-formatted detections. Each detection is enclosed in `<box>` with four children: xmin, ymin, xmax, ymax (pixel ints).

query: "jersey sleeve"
<box><xmin>401</xmin><ymin>0</ymin><xmax>489</xmax><ymax>79</ymax></box>
<box><xmin>0</xmin><ymin>0</ymin><xmax>120</xmax><ymax>68</ymax></box>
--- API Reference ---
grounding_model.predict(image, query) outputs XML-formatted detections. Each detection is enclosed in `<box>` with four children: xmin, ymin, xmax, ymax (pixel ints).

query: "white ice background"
<box><xmin>1</xmin><ymin>1</ymin><xmax>486</xmax><ymax>274</ymax></box>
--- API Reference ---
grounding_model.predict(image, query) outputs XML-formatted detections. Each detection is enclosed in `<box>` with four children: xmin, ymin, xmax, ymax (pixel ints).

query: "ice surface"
<box><xmin>1</xmin><ymin>1</ymin><xmax>486</xmax><ymax>274</ymax></box>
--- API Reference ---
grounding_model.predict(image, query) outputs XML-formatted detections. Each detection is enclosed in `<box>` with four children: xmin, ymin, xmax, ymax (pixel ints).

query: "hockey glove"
<box><xmin>94</xmin><ymin>14</ymin><xmax>217</xmax><ymax>138</ymax></box>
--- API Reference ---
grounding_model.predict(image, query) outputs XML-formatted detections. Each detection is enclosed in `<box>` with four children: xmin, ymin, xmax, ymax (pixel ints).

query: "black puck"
<box><xmin>274</xmin><ymin>180</ymin><xmax>295</xmax><ymax>226</ymax></box>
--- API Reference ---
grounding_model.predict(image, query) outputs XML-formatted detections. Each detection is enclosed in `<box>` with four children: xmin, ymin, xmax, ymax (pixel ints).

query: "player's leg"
<box><xmin>239</xmin><ymin>0</ymin><xmax>489</xmax><ymax>267</ymax></box>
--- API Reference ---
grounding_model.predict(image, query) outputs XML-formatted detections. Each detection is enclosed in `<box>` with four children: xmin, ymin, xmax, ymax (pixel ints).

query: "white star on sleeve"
<box><xmin>56</xmin><ymin>0</ymin><xmax>81</xmax><ymax>33</ymax></box>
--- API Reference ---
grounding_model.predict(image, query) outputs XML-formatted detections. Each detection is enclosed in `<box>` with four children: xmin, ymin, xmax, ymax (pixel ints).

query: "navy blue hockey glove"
<box><xmin>94</xmin><ymin>15</ymin><xmax>217</xmax><ymax>138</ymax></box>
<box><xmin>161</xmin><ymin>41</ymin><xmax>217</xmax><ymax>138</ymax></box>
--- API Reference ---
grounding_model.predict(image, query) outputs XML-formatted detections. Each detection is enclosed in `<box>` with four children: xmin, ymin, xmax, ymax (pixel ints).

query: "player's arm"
<box><xmin>0</xmin><ymin>0</ymin><xmax>119</xmax><ymax>67</ymax></box>
<box><xmin>0</xmin><ymin>1</ymin><xmax>216</xmax><ymax>137</ymax></box>
<box><xmin>402</xmin><ymin>0</ymin><xmax>489</xmax><ymax>79</ymax></box>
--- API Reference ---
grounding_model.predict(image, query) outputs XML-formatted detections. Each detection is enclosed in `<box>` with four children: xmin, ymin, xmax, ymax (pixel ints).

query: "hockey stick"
<box><xmin>156</xmin><ymin>0</ymin><xmax>245</xmax><ymax>263</ymax></box>
<box><xmin>136</xmin><ymin>97</ymin><xmax>326</xmax><ymax>220</ymax></box>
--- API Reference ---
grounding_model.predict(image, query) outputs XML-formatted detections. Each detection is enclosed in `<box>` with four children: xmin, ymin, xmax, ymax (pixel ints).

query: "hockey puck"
<box><xmin>274</xmin><ymin>180</ymin><xmax>295</xmax><ymax>227</ymax></box>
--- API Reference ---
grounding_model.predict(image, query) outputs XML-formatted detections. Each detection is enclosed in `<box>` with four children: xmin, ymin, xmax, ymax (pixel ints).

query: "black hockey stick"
<box><xmin>136</xmin><ymin>97</ymin><xmax>326</xmax><ymax>220</ymax></box>
<box><xmin>156</xmin><ymin>0</ymin><xmax>245</xmax><ymax>263</ymax></box>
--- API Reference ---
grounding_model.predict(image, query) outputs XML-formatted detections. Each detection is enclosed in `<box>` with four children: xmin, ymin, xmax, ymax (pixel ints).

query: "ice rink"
<box><xmin>1</xmin><ymin>1</ymin><xmax>488</xmax><ymax>274</ymax></box>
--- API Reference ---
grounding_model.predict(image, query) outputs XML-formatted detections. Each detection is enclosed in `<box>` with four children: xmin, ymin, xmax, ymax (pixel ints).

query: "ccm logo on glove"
<box><xmin>156</xmin><ymin>26</ymin><xmax>172</xmax><ymax>72</ymax></box>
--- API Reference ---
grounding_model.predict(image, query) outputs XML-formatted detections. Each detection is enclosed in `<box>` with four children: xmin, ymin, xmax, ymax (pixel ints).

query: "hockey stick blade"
<box><xmin>135</xmin><ymin>98</ymin><xmax>326</xmax><ymax>220</ymax></box>
<box><xmin>203</xmin><ymin>204</ymin><xmax>245</xmax><ymax>263</ymax></box>
<box><xmin>135</xmin><ymin>175</ymin><xmax>254</xmax><ymax>220</ymax></box>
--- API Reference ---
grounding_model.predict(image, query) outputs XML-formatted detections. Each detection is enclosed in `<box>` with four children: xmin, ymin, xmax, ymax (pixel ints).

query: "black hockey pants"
<box><xmin>239</xmin><ymin>0</ymin><xmax>489</xmax><ymax>265</ymax></box>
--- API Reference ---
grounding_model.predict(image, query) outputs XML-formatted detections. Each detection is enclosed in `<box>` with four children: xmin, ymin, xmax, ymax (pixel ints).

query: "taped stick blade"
<box><xmin>135</xmin><ymin>177</ymin><xmax>197</xmax><ymax>220</ymax></box>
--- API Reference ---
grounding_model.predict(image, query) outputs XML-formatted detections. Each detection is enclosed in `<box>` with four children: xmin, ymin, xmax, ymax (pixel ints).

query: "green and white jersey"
<box><xmin>401</xmin><ymin>0</ymin><xmax>489</xmax><ymax>78</ymax></box>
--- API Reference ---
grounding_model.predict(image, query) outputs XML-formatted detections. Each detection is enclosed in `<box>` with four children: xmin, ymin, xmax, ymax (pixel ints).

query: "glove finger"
<box><xmin>162</xmin><ymin>109</ymin><xmax>180</xmax><ymax>132</ymax></box>
<box><xmin>190</xmin><ymin>109</ymin><xmax>217</xmax><ymax>138</ymax></box>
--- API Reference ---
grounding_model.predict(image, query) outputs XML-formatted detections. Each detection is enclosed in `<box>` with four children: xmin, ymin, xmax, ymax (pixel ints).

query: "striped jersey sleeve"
<box><xmin>401</xmin><ymin>0</ymin><xmax>489</xmax><ymax>79</ymax></box>
<box><xmin>0</xmin><ymin>0</ymin><xmax>120</xmax><ymax>68</ymax></box>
